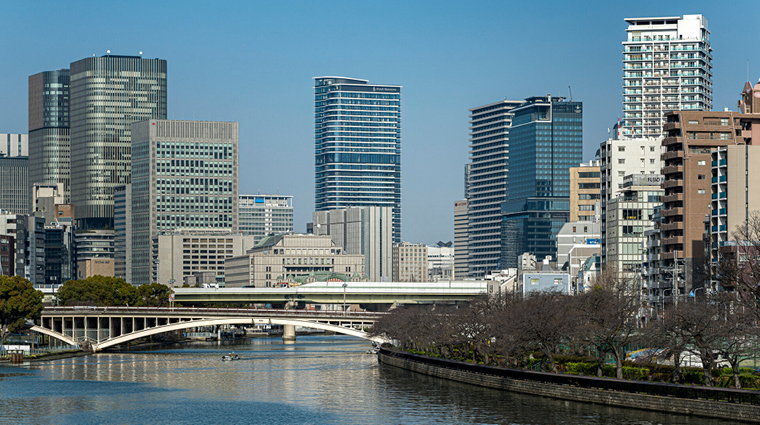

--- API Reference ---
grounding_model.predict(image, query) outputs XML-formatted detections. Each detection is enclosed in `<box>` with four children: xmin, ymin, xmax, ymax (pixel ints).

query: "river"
<box><xmin>0</xmin><ymin>336</ymin><xmax>734</xmax><ymax>424</ymax></box>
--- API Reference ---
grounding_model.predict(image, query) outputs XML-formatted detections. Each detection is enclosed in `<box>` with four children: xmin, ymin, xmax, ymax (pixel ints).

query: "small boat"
<box><xmin>221</xmin><ymin>354</ymin><xmax>240</xmax><ymax>361</ymax></box>
<box><xmin>365</xmin><ymin>348</ymin><xmax>378</xmax><ymax>355</ymax></box>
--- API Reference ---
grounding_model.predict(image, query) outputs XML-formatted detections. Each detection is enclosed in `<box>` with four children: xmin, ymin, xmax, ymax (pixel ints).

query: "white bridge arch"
<box><xmin>34</xmin><ymin>307</ymin><xmax>386</xmax><ymax>352</ymax></box>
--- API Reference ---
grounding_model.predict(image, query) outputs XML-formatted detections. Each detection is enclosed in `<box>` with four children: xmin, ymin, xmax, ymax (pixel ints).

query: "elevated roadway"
<box><xmin>174</xmin><ymin>280</ymin><xmax>487</xmax><ymax>308</ymax></box>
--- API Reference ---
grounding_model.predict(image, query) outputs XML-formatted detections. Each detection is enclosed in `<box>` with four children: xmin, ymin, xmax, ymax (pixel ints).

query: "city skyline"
<box><xmin>0</xmin><ymin>1</ymin><xmax>755</xmax><ymax>244</ymax></box>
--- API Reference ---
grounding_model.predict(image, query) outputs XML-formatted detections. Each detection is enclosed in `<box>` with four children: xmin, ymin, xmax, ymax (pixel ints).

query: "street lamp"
<box><xmin>342</xmin><ymin>283</ymin><xmax>348</xmax><ymax>316</ymax></box>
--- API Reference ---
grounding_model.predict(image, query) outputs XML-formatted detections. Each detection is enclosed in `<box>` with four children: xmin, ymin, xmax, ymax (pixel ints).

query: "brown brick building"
<box><xmin>569</xmin><ymin>162</ymin><xmax>601</xmax><ymax>222</ymax></box>
<box><xmin>661</xmin><ymin>83</ymin><xmax>760</xmax><ymax>292</ymax></box>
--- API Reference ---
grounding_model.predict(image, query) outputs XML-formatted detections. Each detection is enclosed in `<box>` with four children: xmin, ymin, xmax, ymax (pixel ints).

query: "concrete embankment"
<box><xmin>378</xmin><ymin>348</ymin><xmax>760</xmax><ymax>424</ymax></box>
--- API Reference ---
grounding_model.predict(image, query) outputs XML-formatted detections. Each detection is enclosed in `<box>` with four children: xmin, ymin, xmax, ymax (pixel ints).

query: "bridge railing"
<box><xmin>41</xmin><ymin>306</ymin><xmax>387</xmax><ymax>318</ymax></box>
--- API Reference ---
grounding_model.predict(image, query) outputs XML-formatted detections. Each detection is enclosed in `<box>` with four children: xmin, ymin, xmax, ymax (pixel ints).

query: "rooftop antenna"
<box><xmin>568</xmin><ymin>85</ymin><xmax>573</xmax><ymax>101</ymax></box>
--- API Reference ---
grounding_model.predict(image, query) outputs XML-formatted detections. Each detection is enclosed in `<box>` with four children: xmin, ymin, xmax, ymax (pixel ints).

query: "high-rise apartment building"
<box><xmin>70</xmin><ymin>54</ymin><xmax>167</xmax><ymax>229</ymax></box>
<box><xmin>622</xmin><ymin>15</ymin><xmax>712</xmax><ymax>138</ymax></box>
<box><xmin>569</xmin><ymin>161</ymin><xmax>601</xmax><ymax>222</ymax></box>
<box><xmin>453</xmin><ymin>199</ymin><xmax>469</xmax><ymax>279</ymax></box>
<box><xmin>392</xmin><ymin>242</ymin><xmax>428</xmax><ymax>282</ymax></box>
<box><xmin>130</xmin><ymin>120</ymin><xmax>239</xmax><ymax>284</ymax></box>
<box><xmin>467</xmin><ymin>100</ymin><xmax>523</xmax><ymax>277</ymax></box>
<box><xmin>660</xmin><ymin>105</ymin><xmax>760</xmax><ymax>293</ymax></box>
<box><xmin>501</xmin><ymin>96</ymin><xmax>583</xmax><ymax>268</ymax></box>
<box><xmin>312</xmin><ymin>206</ymin><xmax>392</xmax><ymax>282</ymax></box>
<box><xmin>239</xmin><ymin>194</ymin><xmax>293</xmax><ymax>243</ymax></box>
<box><xmin>314</xmin><ymin>77</ymin><xmax>402</xmax><ymax>243</ymax></box>
<box><xmin>28</xmin><ymin>70</ymin><xmax>70</xmax><ymax>204</ymax></box>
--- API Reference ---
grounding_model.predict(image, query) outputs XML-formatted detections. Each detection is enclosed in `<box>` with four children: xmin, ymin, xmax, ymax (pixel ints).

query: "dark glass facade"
<box><xmin>314</xmin><ymin>77</ymin><xmax>401</xmax><ymax>243</ymax></box>
<box><xmin>501</xmin><ymin>96</ymin><xmax>582</xmax><ymax>267</ymax></box>
<box><xmin>29</xmin><ymin>69</ymin><xmax>70</xmax><ymax>205</ymax></box>
<box><xmin>70</xmin><ymin>55</ymin><xmax>167</xmax><ymax>229</ymax></box>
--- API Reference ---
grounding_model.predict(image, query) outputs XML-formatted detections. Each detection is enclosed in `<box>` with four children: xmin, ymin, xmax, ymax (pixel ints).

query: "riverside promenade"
<box><xmin>378</xmin><ymin>347</ymin><xmax>760</xmax><ymax>423</ymax></box>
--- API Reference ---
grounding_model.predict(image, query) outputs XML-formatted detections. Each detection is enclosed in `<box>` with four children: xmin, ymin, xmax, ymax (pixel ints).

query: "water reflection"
<box><xmin>0</xmin><ymin>336</ymin><xmax>737</xmax><ymax>425</ymax></box>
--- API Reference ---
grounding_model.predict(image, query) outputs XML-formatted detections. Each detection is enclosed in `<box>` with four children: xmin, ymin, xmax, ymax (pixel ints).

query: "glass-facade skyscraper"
<box><xmin>314</xmin><ymin>76</ymin><xmax>402</xmax><ymax>244</ymax></box>
<box><xmin>28</xmin><ymin>69</ymin><xmax>70</xmax><ymax>205</ymax></box>
<box><xmin>501</xmin><ymin>96</ymin><xmax>583</xmax><ymax>268</ymax></box>
<box><xmin>70</xmin><ymin>55</ymin><xmax>167</xmax><ymax>229</ymax></box>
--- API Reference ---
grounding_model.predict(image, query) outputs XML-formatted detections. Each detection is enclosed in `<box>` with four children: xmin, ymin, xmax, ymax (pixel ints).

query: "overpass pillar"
<box><xmin>282</xmin><ymin>324</ymin><xmax>296</xmax><ymax>344</ymax></box>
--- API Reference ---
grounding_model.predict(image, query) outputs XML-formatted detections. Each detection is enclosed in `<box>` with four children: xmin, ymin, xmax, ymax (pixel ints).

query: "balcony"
<box><xmin>660</xmin><ymin>251</ymin><xmax>683</xmax><ymax>260</ymax></box>
<box><xmin>662</xmin><ymin>151</ymin><xmax>683</xmax><ymax>161</ymax></box>
<box><xmin>661</xmin><ymin>222</ymin><xmax>681</xmax><ymax>232</ymax></box>
<box><xmin>662</xmin><ymin>165</ymin><xmax>683</xmax><ymax>175</ymax></box>
<box><xmin>663</xmin><ymin>136</ymin><xmax>682</xmax><ymax>146</ymax></box>
<box><xmin>662</xmin><ymin>193</ymin><xmax>683</xmax><ymax>203</ymax></box>
<box><xmin>662</xmin><ymin>236</ymin><xmax>684</xmax><ymax>246</ymax></box>
<box><xmin>661</xmin><ymin>207</ymin><xmax>683</xmax><ymax>217</ymax></box>
<box><xmin>661</xmin><ymin>179</ymin><xmax>682</xmax><ymax>190</ymax></box>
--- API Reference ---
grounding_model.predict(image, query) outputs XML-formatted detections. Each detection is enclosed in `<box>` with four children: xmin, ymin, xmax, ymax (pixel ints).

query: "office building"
<box><xmin>31</xmin><ymin>183</ymin><xmax>65</xmax><ymax>224</ymax></box>
<box><xmin>312</xmin><ymin>206</ymin><xmax>391</xmax><ymax>281</ymax></box>
<box><xmin>314</xmin><ymin>77</ymin><xmax>402</xmax><ymax>243</ymax></box>
<box><xmin>467</xmin><ymin>100</ymin><xmax>523</xmax><ymax>277</ymax></box>
<box><xmin>604</xmin><ymin>174</ymin><xmax>664</xmax><ymax>277</ymax></box>
<box><xmin>569</xmin><ymin>161</ymin><xmax>601</xmax><ymax>222</ymax></box>
<box><xmin>0</xmin><ymin>134</ymin><xmax>28</xmax><ymax>157</ymax></box>
<box><xmin>114</xmin><ymin>184</ymin><xmax>132</xmax><ymax>283</ymax></box>
<box><xmin>599</xmin><ymin>136</ymin><xmax>664</xmax><ymax>265</ymax></box>
<box><xmin>15</xmin><ymin>215</ymin><xmax>46</xmax><ymax>284</ymax></box>
<box><xmin>131</xmin><ymin>120</ymin><xmax>239</xmax><ymax>284</ymax></box>
<box><xmin>28</xmin><ymin>70</ymin><xmax>70</xmax><ymax>204</ymax></box>
<box><xmin>225</xmin><ymin>234</ymin><xmax>365</xmax><ymax>288</ymax></box>
<box><xmin>500</xmin><ymin>96</ymin><xmax>583</xmax><ymax>268</ymax></box>
<box><xmin>556</xmin><ymin>221</ymin><xmax>601</xmax><ymax>271</ymax></box>
<box><xmin>70</xmin><ymin>54</ymin><xmax>167</xmax><ymax>229</ymax></box>
<box><xmin>392</xmin><ymin>242</ymin><xmax>428</xmax><ymax>282</ymax></box>
<box><xmin>239</xmin><ymin>194</ymin><xmax>293</xmax><ymax>243</ymax></box>
<box><xmin>622</xmin><ymin>15</ymin><xmax>712</xmax><ymax>138</ymax></box>
<box><xmin>427</xmin><ymin>242</ymin><xmax>454</xmax><ymax>282</ymax></box>
<box><xmin>43</xmin><ymin>221</ymin><xmax>75</xmax><ymax>289</ymax></box>
<box><xmin>0</xmin><ymin>156</ymin><xmax>28</xmax><ymax>215</ymax></box>
<box><xmin>75</xmin><ymin>230</ymin><xmax>114</xmax><ymax>279</ymax></box>
<box><xmin>453</xmin><ymin>199</ymin><xmax>469</xmax><ymax>279</ymax></box>
<box><xmin>0</xmin><ymin>234</ymin><xmax>14</xmax><ymax>277</ymax></box>
<box><xmin>154</xmin><ymin>232</ymin><xmax>254</xmax><ymax>286</ymax></box>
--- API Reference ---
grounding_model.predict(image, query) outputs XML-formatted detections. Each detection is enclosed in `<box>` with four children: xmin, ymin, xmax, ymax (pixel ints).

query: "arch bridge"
<box><xmin>33</xmin><ymin>306</ymin><xmax>386</xmax><ymax>352</ymax></box>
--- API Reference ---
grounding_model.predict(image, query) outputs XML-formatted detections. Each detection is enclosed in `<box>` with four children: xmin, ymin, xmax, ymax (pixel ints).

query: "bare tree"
<box><xmin>711</xmin><ymin>293</ymin><xmax>759</xmax><ymax>389</ymax></box>
<box><xmin>674</xmin><ymin>297</ymin><xmax>724</xmax><ymax>386</ymax></box>
<box><xmin>718</xmin><ymin>211</ymin><xmax>760</xmax><ymax>316</ymax></box>
<box><xmin>578</xmin><ymin>266</ymin><xmax>641</xmax><ymax>379</ymax></box>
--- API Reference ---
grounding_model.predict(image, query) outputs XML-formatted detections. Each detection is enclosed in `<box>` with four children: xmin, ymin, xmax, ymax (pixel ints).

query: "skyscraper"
<box><xmin>314</xmin><ymin>77</ymin><xmax>402</xmax><ymax>243</ymax></box>
<box><xmin>130</xmin><ymin>120</ymin><xmax>239</xmax><ymax>284</ymax></box>
<box><xmin>70</xmin><ymin>54</ymin><xmax>167</xmax><ymax>229</ymax></box>
<box><xmin>28</xmin><ymin>69</ymin><xmax>70</xmax><ymax>204</ymax></box>
<box><xmin>622</xmin><ymin>14</ymin><xmax>712</xmax><ymax>138</ymax></box>
<box><xmin>501</xmin><ymin>96</ymin><xmax>583</xmax><ymax>267</ymax></box>
<box><xmin>466</xmin><ymin>100</ymin><xmax>523</xmax><ymax>277</ymax></box>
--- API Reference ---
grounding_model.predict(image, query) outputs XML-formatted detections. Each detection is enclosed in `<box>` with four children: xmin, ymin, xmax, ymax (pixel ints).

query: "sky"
<box><xmin>1</xmin><ymin>1</ymin><xmax>757</xmax><ymax>244</ymax></box>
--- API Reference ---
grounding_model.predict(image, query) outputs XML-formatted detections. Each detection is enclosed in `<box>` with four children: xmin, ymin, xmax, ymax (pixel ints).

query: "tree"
<box><xmin>0</xmin><ymin>275</ymin><xmax>44</xmax><ymax>349</ymax></box>
<box><xmin>674</xmin><ymin>297</ymin><xmax>724</xmax><ymax>386</ymax></box>
<box><xmin>711</xmin><ymin>293</ymin><xmax>759</xmax><ymax>389</ymax></box>
<box><xmin>137</xmin><ymin>283</ymin><xmax>171</xmax><ymax>307</ymax></box>
<box><xmin>578</xmin><ymin>267</ymin><xmax>642</xmax><ymax>379</ymax></box>
<box><xmin>718</xmin><ymin>211</ymin><xmax>760</xmax><ymax>316</ymax></box>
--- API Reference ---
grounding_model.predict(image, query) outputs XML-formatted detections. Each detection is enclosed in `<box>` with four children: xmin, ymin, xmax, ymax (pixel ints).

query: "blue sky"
<box><xmin>0</xmin><ymin>1</ymin><xmax>755</xmax><ymax>244</ymax></box>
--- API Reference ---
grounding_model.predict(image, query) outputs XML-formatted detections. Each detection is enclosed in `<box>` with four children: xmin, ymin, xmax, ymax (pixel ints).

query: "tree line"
<box><xmin>371</xmin><ymin>268</ymin><xmax>760</xmax><ymax>389</ymax></box>
<box><xmin>56</xmin><ymin>276</ymin><xmax>171</xmax><ymax>307</ymax></box>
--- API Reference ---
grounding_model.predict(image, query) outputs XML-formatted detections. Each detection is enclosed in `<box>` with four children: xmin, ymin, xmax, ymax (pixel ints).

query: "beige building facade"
<box><xmin>154</xmin><ymin>233</ymin><xmax>254</xmax><ymax>286</ymax></box>
<box><xmin>225</xmin><ymin>234</ymin><xmax>365</xmax><ymax>288</ymax></box>
<box><xmin>392</xmin><ymin>242</ymin><xmax>428</xmax><ymax>282</ymax></box>
<box><xmin>453</xmin><ymin>199</ymin><xmax>469</xmax><ymax>280</ymax></box>
<box><xmin>569</xmin><ymin>162</ymin><xmax>601</xmax><ymax>222</ymax></box>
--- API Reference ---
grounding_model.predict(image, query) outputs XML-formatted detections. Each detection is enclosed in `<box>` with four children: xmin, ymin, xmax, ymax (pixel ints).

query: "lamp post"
<box><xmin>342</xmin><ymin>283</ymin><xmax>347</xmax><ymax>316</ymax></box>
<box><xmin>168</xmin><ymin>279</ymin><xmax>175</xmax><ymax>310</ymax></box>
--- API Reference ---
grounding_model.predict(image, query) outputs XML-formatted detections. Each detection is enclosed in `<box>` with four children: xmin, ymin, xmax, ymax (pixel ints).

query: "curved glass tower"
<box><xmin>314</xmin><ymin>77</ymin><xmax>401</xmax><ymax>243</ymax></box>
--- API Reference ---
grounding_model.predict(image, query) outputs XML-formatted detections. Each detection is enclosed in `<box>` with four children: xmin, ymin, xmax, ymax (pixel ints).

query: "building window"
<box><xmin>698</xmin><ymin>160</ymin><xmax>705</xmax><ymax>165</ymax></box>
<box><xmin>618</xmin><ymin>146</ymin><xmax>625</xmax><ymax>152</ymax></box>
<box><xmin>698</xmin><ymin>174</ymin><xmax>706</xmax><ymax>180</ymax></box>
<box><xmin>698</xmin><ymin>189</ymin><xmax>705</xmax><ymax>194</ymax></box>
<box><xmin>618</xmin><ymin>159</ymin><xmax>626</xmax><ymax>164</ymax></box>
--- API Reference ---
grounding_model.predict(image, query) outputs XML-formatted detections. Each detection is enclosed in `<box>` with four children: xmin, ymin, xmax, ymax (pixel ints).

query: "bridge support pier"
<box><xmin>282</xmin><ymin>324</ymin><xmax>296</xmax><ymax>344</ymax></box>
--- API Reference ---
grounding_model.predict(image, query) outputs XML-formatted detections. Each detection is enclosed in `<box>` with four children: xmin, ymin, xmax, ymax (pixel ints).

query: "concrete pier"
<box><xmin>282</xmin><ymin>324</ymin><xmax>296</xmax><ymax>343</ymax></box>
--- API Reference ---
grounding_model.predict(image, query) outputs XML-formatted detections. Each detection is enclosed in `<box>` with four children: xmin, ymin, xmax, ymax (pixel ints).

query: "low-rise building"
<box><xmin>427</xmin><ymin>242</ymin><xmax>454</xmax><ymax>282</ymax></box>
<box><xmin>224</xmin><ymin>234</ymin><xmax>365</xmax><ymax>288</ymax></box>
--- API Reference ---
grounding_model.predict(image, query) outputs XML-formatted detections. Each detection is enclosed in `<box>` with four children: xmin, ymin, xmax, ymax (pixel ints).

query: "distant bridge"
<box><xmin>33</xmin><ymin>306</ymin><xmax>386</xmax><ymax>352</ymax></box>
<box><xmin>175</xmin><ymin>281</ymin><xmax>487</xmax><ymax>308</ymax></box>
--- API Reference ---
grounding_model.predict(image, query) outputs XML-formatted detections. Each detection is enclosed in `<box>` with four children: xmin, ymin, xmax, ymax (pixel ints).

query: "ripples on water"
<box><xmin>0</xmin><ymin>336</ymin><xmax>736</xmax><ymax>424</ymax></box>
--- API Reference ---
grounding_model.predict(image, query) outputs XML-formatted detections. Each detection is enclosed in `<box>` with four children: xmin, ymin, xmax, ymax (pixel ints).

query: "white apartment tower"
<box><xmin>622</xmin><ymin>15</ymin><xmax>712</xmax><ymax>138</ymax></box>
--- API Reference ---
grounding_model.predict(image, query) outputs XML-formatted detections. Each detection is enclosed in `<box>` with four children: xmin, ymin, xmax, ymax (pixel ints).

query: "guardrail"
<box><xmin>42</xmin><ymin>306</ymin><xmax>387</xmax><ymax>318</ymax></box>
<box><xmin>380</xmin><ymin>348</ymin><xmax>760</xmax><ymax>405</ymax></box>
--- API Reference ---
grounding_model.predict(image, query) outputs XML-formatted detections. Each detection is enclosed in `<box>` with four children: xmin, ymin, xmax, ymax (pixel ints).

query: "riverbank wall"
<box><xmin>378</xmin><ymin>348</ymin><xmax>760</xmax><ymax>423</ymax></box>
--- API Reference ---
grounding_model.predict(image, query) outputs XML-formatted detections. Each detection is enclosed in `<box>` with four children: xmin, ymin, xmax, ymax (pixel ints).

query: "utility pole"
<box><xmin>673</xmin><ymin>250</ymin><xmax>678</xmax><ymax>309</ymax></box>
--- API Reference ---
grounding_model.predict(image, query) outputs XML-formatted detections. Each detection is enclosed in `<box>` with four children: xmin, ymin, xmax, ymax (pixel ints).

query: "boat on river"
<box><xmin>221</xmin><ymin>353</ymin><xmax>240</xmax><ymax>361</ymax></box>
